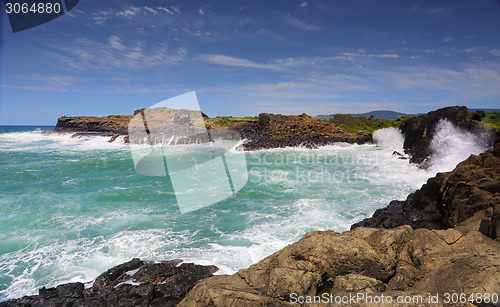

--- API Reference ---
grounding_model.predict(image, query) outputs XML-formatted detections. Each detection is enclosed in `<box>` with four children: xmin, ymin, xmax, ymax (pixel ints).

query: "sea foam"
<box><xmin>428</xmin><ymin>119</ymin><xmax>491</xmax><ymax>173</ymax></box>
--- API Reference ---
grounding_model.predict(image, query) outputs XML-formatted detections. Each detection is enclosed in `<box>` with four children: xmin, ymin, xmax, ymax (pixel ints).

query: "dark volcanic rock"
<box><xmin>401</xmin><ymin>106</ymin><xmax>491</xmax><ymax>165</ymax></box>
<box><xmin>55</xmin><ymin>115</ymin><xmax>133</xmax><ymax>135</ymax></box>
<box><xmin>232</xmin><ymin>113</ymin><xmax>372</xmax><ymax>150</ymax></box>
<box><xmin>352</xmin><ymin>145</ymin><xmax>500</xmax><ymax>242</ymax></box>
<box><xmin>54</xmin><ymin>112</ymin><xmax>372</xmax><ymax>149</ymax></box>
<box><xmin>0</xmin><ymin>259</ymin><xmax>218</xmax><ymax>307</ymax></box>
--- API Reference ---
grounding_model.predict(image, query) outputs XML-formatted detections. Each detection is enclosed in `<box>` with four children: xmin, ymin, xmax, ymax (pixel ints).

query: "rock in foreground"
<box><xmin>179</xmin><ymin>226</ymin><xmax>500</xmax><ymax>306</ymax></box>
<box><xmin>0</xmin><ymin>259</ymin><xmax>218</xmax><ymax>307</ymax></box>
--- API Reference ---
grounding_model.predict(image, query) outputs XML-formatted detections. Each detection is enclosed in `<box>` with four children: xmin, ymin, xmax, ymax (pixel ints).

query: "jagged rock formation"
<box><xmin>55</xmin><ymin>115</ymin><xmax>133</xmax><ymax>135</ymax></box>
<box><xmin>400</xmin><ymin>106</ymin><xmax>490</xmax><ymax>165</ymax></box>
<box><xmin>54</xmin><ymin>112</ymin><xmax>372</xmax><ymax>149</ymax></box>
<box><xmin>234</xmin><ymin>113</ymin><xmax>371</xmax><ymax>150</ymax></box>
<box><xmin>179</xmin><ymin>226</ymin><xmax>500</xmax><ymax>306</ymax></box>
<box><xmin>0</xmin><ymin>259</ymin><xmax>218</xmax><ymax>307</ymax></box>
<box><xmin>351</xmin><ymin>134</ymin><xmax>500</xmax><ymax>242</ymax></box>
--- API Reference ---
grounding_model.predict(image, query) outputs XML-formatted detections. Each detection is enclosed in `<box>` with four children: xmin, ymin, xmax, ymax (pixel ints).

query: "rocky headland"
<box><xmin>3</xmin><ymin>106</ymin><xmax>499</xmax><ymax>306</ymax></box>
<box><xmin>53</xmin><ymin>112</ymin><xmax>371</xmax><ymax>150</ymax></box>
<box><xmin>54</xmin><ymin>115</ymin><xmax>133</xmax><ymax>135</ymax></box>
<box><xmin>233</xmin><ymin>113</ymin><xmax>371</xmax><ymax>150</ymax></box>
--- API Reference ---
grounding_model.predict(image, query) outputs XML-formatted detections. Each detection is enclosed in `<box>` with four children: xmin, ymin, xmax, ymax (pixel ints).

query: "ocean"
<box><xmin>0</xmin><ymin>124</ymin><xmax>489</xmax><ymax>301</ymax></box>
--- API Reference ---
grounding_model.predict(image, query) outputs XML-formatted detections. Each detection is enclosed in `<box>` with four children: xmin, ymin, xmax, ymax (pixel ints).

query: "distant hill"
<box><xmin>469</xmin><ymin>108</ymin><xmax>500</xmax><ymax>113</ymax></box>
<box><xmin>316</xmin><ymin>110</ymin><xmax>412</xmax><ymax>120</ymax></box>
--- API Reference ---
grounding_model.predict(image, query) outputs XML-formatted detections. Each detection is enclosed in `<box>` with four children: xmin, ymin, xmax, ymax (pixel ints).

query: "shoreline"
<box><xmin>1</xmin><ymin>106</ymin><xmax>498</xmax><ymax>306</ymax></box>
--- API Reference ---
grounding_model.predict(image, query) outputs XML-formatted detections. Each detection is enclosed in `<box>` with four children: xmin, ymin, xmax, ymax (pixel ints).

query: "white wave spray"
<box><xmin>372</xmin><ymin>127</ymin><xmax>405</xmax><ymax>153</ymax></box>
<box><xmin>428</xmin><ymin>119</ymin><xmax>491</xmax><ymax>173</ymax></box>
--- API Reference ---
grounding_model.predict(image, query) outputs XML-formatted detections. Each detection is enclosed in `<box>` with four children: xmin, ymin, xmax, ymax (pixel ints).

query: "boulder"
<box><xmin>0</xmin><ymin>259</ymin><xmax>218</xmax><ymax>307</ymax></box>
<box><xmin>179</xmin><ymin>226</ymin><xmax>500</xmax><ymax>306</ymax></box>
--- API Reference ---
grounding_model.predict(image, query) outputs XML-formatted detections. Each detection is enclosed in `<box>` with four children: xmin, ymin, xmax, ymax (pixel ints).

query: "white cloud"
<box><xmin>283</xmin><ymin>15</ymin><xmax>319</xmax><ymax>31</ymax></box>
<box><xmin>298</xmin><ymin>2</ymin><xmax>308</xmax><ymax>8</ymax></box>
<box><xmin>463</xmin><ymin>47</ymin><xmax>480</xmax><ymax>53</ymax></box>
<box><xmin>54</xmin><ymin>38</ymin><xmax>188</xmax><ymax>70</ymax></box>
<box><xmin>202</xmin><ymin>54</ymin><xmax>284</xmax><ymax>70</ymax></box>
<box><xmin>426</xmin><ymin>7</ymin><xmax>451</xmax><ymax>15</ymax></box>
<box><xmin>1</xmin><ymin>75</ymin><xmax>81</xmax><ymax>92</ymax></box>
<box><xmin>444</xmin><ymin>36</ymin><xmax>453</xmax><ymax>42</ymax></box>
<box><xmin>198</xmin><ymin>8</ymin><xmax>205</xmax><ymax>16</ymax></box>
<box><xmin>157</xmin><ymin>7</ymin><xmax>173</xmax><ymax>14</ymax></box>
<box><xmin>116</xmin><ymin>6</ymin><xmax>177</xmax><ymax>18</ymax></box>
<box><xmin>108</xmin><ymin>35</ymin><xmax>125</xmax><ymax>50</ymax></box>
<box><xmin>91</xmin><ymin>16</ymin><xmax>108</xmax><ymax>25</ymax></box>
<box><xmin>490</xmin><ymin>48</ymin><xmax>500</xmax><ymax>56</ymax></box>
<box><xmin>171</xmin><ymin>6</ymin><xmax>180</xmax><ymax>14</ymax></box>
<box><xmin>342</xmin><ymin>51</ymin><xmax>399</xmax><ymax>59</ymax></box>
<box><xmin>117</xmin><ymin>7</ymin><xmax>141</xmax><ymax>17</ymax></box>
<box><xmin>144</xmin><ymin>7</ymin><xmax>159</xmax><ymax>15</ymax></box>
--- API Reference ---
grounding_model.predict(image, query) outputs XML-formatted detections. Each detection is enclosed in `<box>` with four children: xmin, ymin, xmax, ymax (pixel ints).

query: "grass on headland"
<box><xmin>203</xmin><ymin>113</ymin><xmax>412</xmax><ymax>133</ymax></box>
<box><xmin>322</xmin><ymin>114</ymin><xmax>412</xmax><ymax>134</ymax></box>
<box><xmin>204</xmin><ymin>116</ymin><xmax>258</xmax><ymax>128</ymax></box>
<box><xmin>201</xmin><ymin>111</ymin><xmax>500</xmax><ymax>134</ymax></box>
<box><xmin>468</xmin><ymin>110</ymin><xmax>500</xmax><ymax>132</ymax></box>
<box><xmin>325</xmin><ymin>110</ymin><xmax>500</xmax><ymax>134</ymax></box>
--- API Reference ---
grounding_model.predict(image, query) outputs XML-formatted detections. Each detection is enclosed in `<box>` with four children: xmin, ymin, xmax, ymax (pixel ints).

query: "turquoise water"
<box><xmin>0</xmin><ymin>126</ymin><xmax>433</xmax><ymax>301</ymax></box>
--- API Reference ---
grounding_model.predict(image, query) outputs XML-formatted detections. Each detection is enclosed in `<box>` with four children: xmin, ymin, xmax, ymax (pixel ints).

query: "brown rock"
<box><xmin>332</xmin><ymin>273</ymin><xmax>384</xmax><ymax>294</ymax></box>
<box><xmin>239</xmin><ymin>113</ymin><xmax>372</xmax><ymax>150</ymax></box>
<box><xmin>179</xmin><ymin>227</ymin><xmax>499</xmax><ymax>307</ymax></box>
<box><xmin>55</xmin><ymin>115</ymin><xmax>133</xmax><ymax>135</ymax></box>
<box><xmin>389</xmin><ymin>229</ymin><xmax>500</xmax><ymax>296</ymax></box>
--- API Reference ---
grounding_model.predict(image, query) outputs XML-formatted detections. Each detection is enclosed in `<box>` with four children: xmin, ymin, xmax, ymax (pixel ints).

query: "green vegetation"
<box><xmin>323</xmin><ymin>114</ymin><xmax>412</xmax><ymax>134</ymax></box>
<box><xmin>299</xmin><ymin>113</ymin><xmax>312</xmax><ymax>118</ymax></box>
<box><xmin>204</xmin><ymin>116</ymin><xmax>257</xmax><ymax>128</ymax></box>
<box><xmin>107</xmin><ymin>115</ymin><xmax>122</xmax><ymax>119</ymax></box>
<box><xmin>470</xmin><ymin>110</ymin><xmax>486</xmax><ymax>121</ymax></box>
<box><xmin>212</xmin><ymin>116</ymin><xmax>232</xmax><ymax>127</ymax></box>
<box><xmin>325</xmin><ymin>110</ymin><xmax>499</xmax><ymax>134</ymax></box>
<box><xmin>469</xmin><ymin>111</ymin><xmax>500</xmax><ymax>132</ymax></box>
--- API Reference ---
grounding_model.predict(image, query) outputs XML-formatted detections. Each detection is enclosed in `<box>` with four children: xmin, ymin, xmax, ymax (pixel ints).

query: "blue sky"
<box><xmin>1</xmin><ymin>0</ymin><xmax>500</xmax><ymax>125</ymax></box>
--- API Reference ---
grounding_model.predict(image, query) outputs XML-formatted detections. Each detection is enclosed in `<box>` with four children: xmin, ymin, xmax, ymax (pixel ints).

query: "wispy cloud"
<box><xmin>108</xmin><ymin>35</ymin><xmax>125</xmax><ymax>50</ymax></box>
<box><xmin>426</xmin><ymin>7</ymin><xmax>451</xmax><ymax>15</ymax></box>
<box><xmin>116</xmin><ymin>6</ymin><xmax>142</xmax><ymax>18</ymax></box>
<box><xmin>444</xmin><ymin>36</ymin><xmax>453</xmax><ymax>42</ymax></box>
<box><xmin>490</xmin><ymin>48</ymin><xmax>500</xmax><ymax>56</ymax></box>
<box><xmin>1</xmin><ymin>75</ymin><xmax>82</xmax><ymax>92</ymax></box>
<box><xmin>90</xmin><ymin>5</ymin><xmax>180</xmax><ymax>24</ymax></box>
<box><xmin>202</xmin><ymin>54</ymin><xmax>284</xmax><ymax>70</ymax></box>
<box><xmin>298</xmin><ymin>2</ymin><xmax>308</xmax><ymax>8</ymax></box>
<box><xmin>283</xmin><ymin>15</ymin><xmax>319</xmax><ymax>31</ymax></box>
<box><xmin>464</xmin><ymin>47</ymin><xmax>480</xmax><ymax>53</ymax></box>
<box><xmin>342</xmin><ymin>50</ymin><xmax>399</xmax><ymax>59</ymax></box>
<box><xmin>54</xmin><ymin>38</ymin><xmax>188</xmax><ymax>70</ymax></box>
